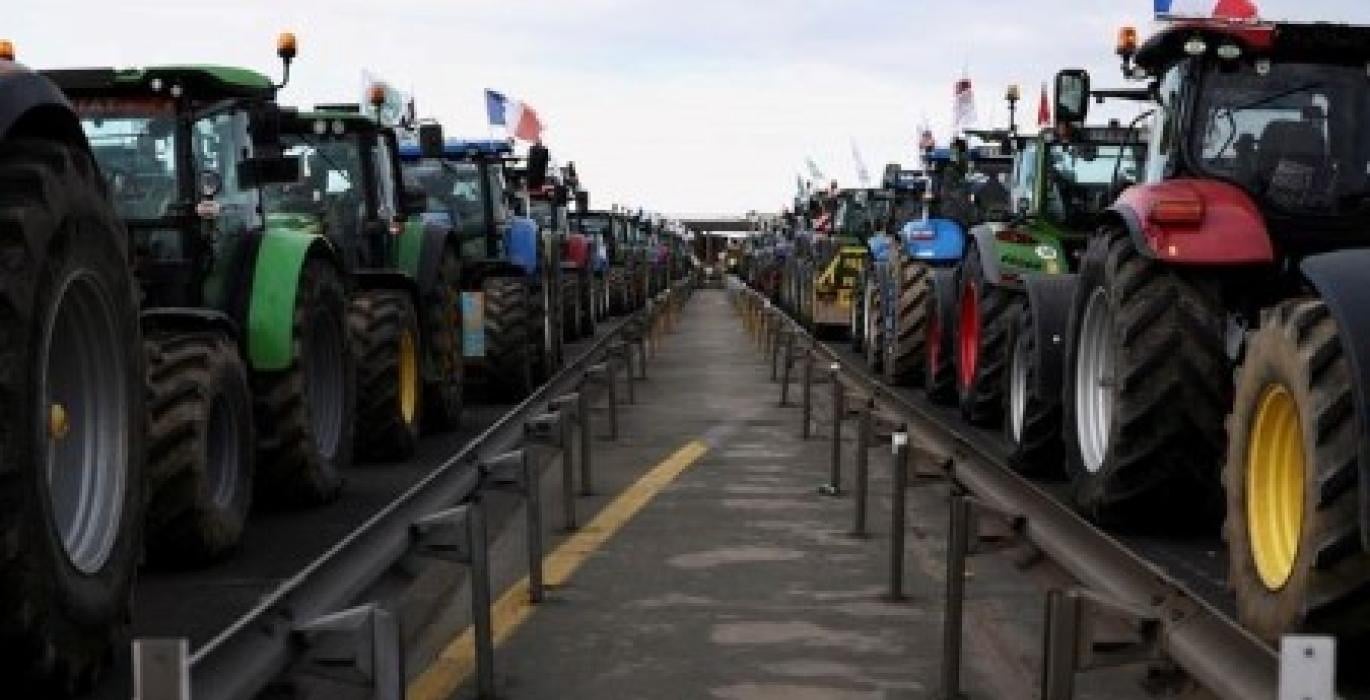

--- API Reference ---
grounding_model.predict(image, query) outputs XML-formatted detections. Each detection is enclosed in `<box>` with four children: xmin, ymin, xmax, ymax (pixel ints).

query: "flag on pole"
<box><xmin>1037</xmin><ymin>83</ymin><xmax>1052</xmax><ymax>127</ymax></box>
<box><xmin>805</xmin><ymin>157</ymin><xmax>825</xmax><ymax>182</ymax></box>
<box><xmin>484</xmin><ymin>89</ymin><xmax>545</xmax><ymax>142</ymax></box>
<box><xmin>953</xmin><ymin>75</ymin><xmax>977</xmax><ymax>131</ymax></box>
<box><xmin>851</xmin><ymin>139</ymin><xmax>871</xmax><ymax>187</ymax></box>
<box><xmin>1155</xmin><ymin>0</ymin><xmax>1257</xmax><ymax>18</ymax></box>
<box><xmin>484</xmin><ymin>89</ymin><xmax>508</xmax><ymax>126</ymax></box>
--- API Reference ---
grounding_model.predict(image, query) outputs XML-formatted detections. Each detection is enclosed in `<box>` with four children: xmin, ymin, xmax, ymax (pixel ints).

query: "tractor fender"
<box><xmin>504</xmin><ymin>216</ymin><xmax>539</xmax><ymax>276</ymax></box>
<box><xmin>1111</xmin><ymin>180</ymin><xmax>1274</xmax><ymax>265</ymax></box>
<box><xmin>397</xmin><ymin>217</ymin><xmax>457</xmax><ymax>298</ymax></box>
<box><xmin>246</xmin><ymin>228</ymin><xmax>343</xmax><ymax>371</ymax></box>
<box><xmin>900</xmin><ymin>217</ymin><xmax>965</xmax><ymax>264</ymax></box>
<box><xmin>1020</xmin><ymin>273</ymin><xmax>1078</xmax><ymax>395</ymax></box>
<box><xmin>1299</xmin><ymin>251</ymin><xmax>1370</xmax><ymax>552</ymax></box>
<box><xmin>0</xmin><ymin>64</ymin><xmax>87</xmax><ymax>150</ymax></box>
<box><xmin>967</xmin><ymin>225</ymin><xmax>1010</xmax><ymax>288</ymax></box>
<box><xmin>562</xmin><ymin>233</ymin><xmax>591</xmax><ymax>270</ymax></box>
<box><xmin>141</xmin><ymin>307</ymin><xmax>240</xmax><ymax>340</ymax></box>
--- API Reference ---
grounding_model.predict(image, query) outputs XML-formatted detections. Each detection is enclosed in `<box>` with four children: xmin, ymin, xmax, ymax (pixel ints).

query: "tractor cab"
<box><xmin>47</xmin><ymin>61</ymin><xmax>300</xmax><ymax>312</ymax></box>
<box><xmin>1113</xmin><ymin>18</ymin><xmax>1370</xmax><ymax>254</ymax></box>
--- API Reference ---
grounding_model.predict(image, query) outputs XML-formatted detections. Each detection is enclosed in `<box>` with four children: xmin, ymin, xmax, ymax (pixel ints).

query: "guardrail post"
<box><xmin>771</xmin><ymin>325</ymin><xmax>786</xmax><ymax>381</ymax></box>
<box><xmin>546</xmin><ymin>397</ymin><xmax>580</xmax><ymax>531</ymax></box>
<box><xmin>411</xmin><ymin>502</ymin><xmax>493</xmax><ymax>698</ymax></box>
<box><xmin>820</xmin><ymin>363</ymin><xmax>844</xmax><ymax>496</ymax></box>
<box><xmin>887</xmin><ymin>430</ymin><xmax>909</xmax><ymax>601</ymax></box>
<box><xmin>1041</xmin><ymin>589</ymin><xmax>1081</xmax><ymax>700</ymax></box>
<box><xmin>800</xmin><ymin>348</ymin><xmax>814</xmax><ymax>438</ymax></box>
<box><xmin>779</xmin><ymin>335</ymin><xmax>796</xmax><ymax>406</ymax></box>
<box><xmin>850</xmin><ymin>397</ymin><xmax>873</xmax><ymax>537</ymax></box>
<box><xmin>132</xmin><ymin>638</ymin><xmax>189</xmax><ymax>700</ymax></box>
<box><xmin>483</xmin><ymin>450</ymin><xmax>543</xmax><ymax>603</ymax></box>
<box><xmin>941</xmin><ymin>490</ymin><xmax>971</xmax><ymax>700</ymax></box>
<box><xmin>584</xmin><ymin>362</ymin><xmax>617</xmax><ymax>441</ymax></box>
<box><xmin>577</xmin><ymin>388</ymin><xmax>594</xmax><ymax>495</ymax></box>
<box><xmin>295</xmin><ymin>604</ymin><xmax>403</xmax><ymax>700</ymax></box>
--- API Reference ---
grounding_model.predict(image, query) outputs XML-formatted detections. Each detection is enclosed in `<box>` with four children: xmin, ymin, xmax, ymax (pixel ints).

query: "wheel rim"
<box><xmin>958</xmin><ymin>281</ymin><xmax>980</xmax><ymax>390</ymax></box>
<box><xmin>206</xmin><ymin>392</ymin><xmax>241</xmax><ymax>509</ymax></box>
<box><xmin>306</xmin><ymin>309</ymin><xmax>345</xmax><ymax>461</ymax></box>
<box><xmin>1074</xmin><ymin>288</ymin><xmax>1115</xmax><ymax>473</ymax></box>
<box><xmin>1246</xmin><ymin>383</ymin><xmax>1305</xmax><ymax>591</ymax></box>
<box><xmin>42</xmin><ymin>270</ymin><xmax>128</xmax><ymax>574</ymax></box>
<box><xmin>399</xmin><ymin>328</ymin><xmax>419</xmax><ymax>426</ymax></box>
<box><xmin>1010</xmin><ymin>329</ymin><xmax>1030</xmax><ymax>443</ymax></box>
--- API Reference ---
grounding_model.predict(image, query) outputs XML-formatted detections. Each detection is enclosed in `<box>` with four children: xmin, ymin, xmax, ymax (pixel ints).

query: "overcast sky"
<box><xmin>11</xmin><ymin>1</ymin><xmax>1370</xmax><ymax>215</ymax></box>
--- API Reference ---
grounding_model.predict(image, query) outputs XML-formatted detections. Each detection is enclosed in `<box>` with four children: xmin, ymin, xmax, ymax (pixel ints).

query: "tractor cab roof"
<box><xmin>44</xmin><ymin>65</ymin><xmax>275</xmax><ymax>102</ymax></box>
<box><xmin>1136</xmin><ymin>20</ymin><xmax>1370</xmax><ymax>72</ymax></box>
<box><xmin>398</xmin><ymin>138</ymin><xmax>514</xmax><ymax>162</ymax></box>
<box><xmin>280</xmin><ymin>107</ymin><xmax>382</xmax><ymax>135</ymax></box>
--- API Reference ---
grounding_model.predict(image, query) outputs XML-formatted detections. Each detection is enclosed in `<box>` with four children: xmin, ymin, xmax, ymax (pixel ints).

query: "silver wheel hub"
<box><xmin>1074</xmin><ymin>288</ymin><xmax>1116</xmax><ymax>474</ymax></box>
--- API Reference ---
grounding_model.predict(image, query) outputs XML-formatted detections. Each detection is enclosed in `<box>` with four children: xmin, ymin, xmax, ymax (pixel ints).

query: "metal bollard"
<box><xmin>483</xmin><ymin>450</ymin><xmax>544</xmax><ymax>603</ymax></box>
<box><xmin>547</xmin><ymin>397</ymin><xmax>579</xmax><ymax>531</ymax></box>
<box><xmin>941</xmin><ymin>490</ymin><xmax>972</xmax><ymax>699</ymax></box>
<box><xmin>850</xmin><ymin>397</ymin><xmax>872</xmax><ymax>537</ymax></box>
<box><xmin>820</xmin><ymin>363</ymin><xmax>844</xmax><ymax>496</ymax></box>
<box><xmin>133</xmin><ymin>639</ymin><xmax>189</xmax><ymax>700</ymax></box>
<box><xmin>1041</xmin><ymin>589</ymin><xmax>1080</xmax><ymax>700</ymax></box>
<box><xmin>771</xmin><ymin>326</ymin><xmax>786</xmax><ymax>381</ymax></box>
<box><xmin>605</xmin><ymin>359</ymin><xmax>620</xmax><ymax>439</ymax></box>
<box><xmin>779</xmin><ymin>336</ymin><xmax>795</xmax><ymax>406</ymax></box>
<box><xmin>801</xmin><ymin>349</ymin><xmax>814</xmax><ymax>439</ymax></box>
<box><xmin>578</xmin><ymin>389</ymin><xmax>594</xmax><ymax>495</ymax></box>
<box><xmin>888</xmin><ymin>430</ymin><xmax>909</xmax><ymax>601</ymax></box>
<box><xmin>412</xmin><ymin>500</ymin><xmax>493</xmax><ymax>698</ymax></box>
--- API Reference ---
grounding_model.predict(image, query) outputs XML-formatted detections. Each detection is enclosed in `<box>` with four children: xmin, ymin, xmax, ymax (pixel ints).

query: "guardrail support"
<box><xmin>941</xmin><ymin>490</ymin><xmax>971</xmax><ymax>700</ymax></box>
<box><xmin>133</xmin><ymin>638</ymin><xmax>189</xmax><ymax>700</ymax></box>
<box><xmin>482</xmin><ymin>449</ymin><xmax>544</xmax><ymax>603</ymax></box>
<box><xmin>800</xmin><ymin>347</ymin><xmax>814</xmax><ymax>438</ymax></box>
<box><xmin>294</xmin><ymin>604</ymin><xmax>403</xmax><ymax>700</ymax></box>
<box><xmin>820</xmin><ymin>363</ymin><xmax>844</xmax><ymax>496</ymax></box>
<box><xmin>411</xmin><ymin>501</ymin><xmax>494</xmax><ymax>698</ymax></box>
<box><xmin>585</xmin><ymin>362</ymin><xmax>618</xmax><ymax>440</ymax></box>
<box><xmin>850</xmin><ymin>396</ymin><xmax>873</xmax><ymax>537</ymax></box>
<box><xmin>771</xmin><ymin>325</ymin><xmax>787</xmax><ymax>381</ymax></box>
<box><xmin>1038</xmin><ymin>587</ymin><xmax>1163</xmax><ymax>700</ymax></box>
<box><xmin>577</xmin><ymin>388</ymin><xmax>594</xmax><ymax>495</ymax></box>
<box><xmin>779</xmin><ymin>335</ymin><xmax>796</xmax><ymax>406</ymax></box>
<box><xmin>887</xmin><ymin>430</ymin><xmax>909</xmax><ymax>601</ymax></box>
<box><xmin>545</xmin><ymin>397</ymin><xmax>580</xmax><ymax>531</ymax></box>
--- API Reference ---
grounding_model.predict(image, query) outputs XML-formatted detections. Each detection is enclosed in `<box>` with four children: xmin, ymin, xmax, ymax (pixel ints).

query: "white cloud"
<box><xmin>11</xmin><ymin>0</ymin><xmax>1370</xmax><ymax>214</ymax></box>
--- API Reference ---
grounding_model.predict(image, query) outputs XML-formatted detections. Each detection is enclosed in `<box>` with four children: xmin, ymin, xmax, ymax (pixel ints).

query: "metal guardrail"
<box><xmin>131</xmin><ymin>279</ymin><xmax>694</xmax><ymax>700</ymax></box>
<box><xmin>728</xmin><ymin>279</ymin><xmax>1284</xmax><ymax>700</ymax></box>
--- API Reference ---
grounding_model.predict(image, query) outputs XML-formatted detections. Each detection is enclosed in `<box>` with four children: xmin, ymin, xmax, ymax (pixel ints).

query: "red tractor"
<box><xmin>561</xmin><ymin>173</ymin><xmax>596</xmax><ymax>339</ymax></box>
<box><xmin>1058</xmin><ymin>16</ymin><xmax>1370</xmax><ymax>643</ymax></box>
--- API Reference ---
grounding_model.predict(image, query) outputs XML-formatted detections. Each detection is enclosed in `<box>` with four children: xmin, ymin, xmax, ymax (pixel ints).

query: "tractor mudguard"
<box><xmin>1021</xmin><ymin>273</ymin><xmax>1077</xmax><ymax>395</ymax></box>
<box><xmin>246</xmin><ymin>227</ymin><xmax>341</xmax><ymax>371</ymax></box>
<box><xmin>397</xmin><ymin>217</ymin><xmax>455</xmax><ymax>298</ymax></box>
<box><xmin>1111</xmin><ymin>179</ymin><xmax>1274</xmax><ymax>265</ymax></box>
<box><xmin>968</xmin><ymin>223</ymin><xmax>1068</xmax><ymax>290</ymax></box>
<box><xmin>0</xmin><ymin>64</ymin><xmax>87</xmax><ymax>149</ymax></box>
<box><xmin>354</xmin><ymin>270</ymin><xmax>420</xmax><ymax>304</ymax></box>
<box><xmin>901</xmin><ymin>217</ymin><xmax>965</xmax><ymax>263</ymax></box>
<box><xmin>505</xmin><ymin>216</ymin><xmax>539</xmax><ymax>276</ymax></box>
<box><xmin>1300</xmin><ymin>251</ymin><xmax>1370</xmax><ymax>552</ymax></box>
<box><xmin>141</xmin><ymin>307</ymin><xmax>240</xmax><ymax>339</ymax></box>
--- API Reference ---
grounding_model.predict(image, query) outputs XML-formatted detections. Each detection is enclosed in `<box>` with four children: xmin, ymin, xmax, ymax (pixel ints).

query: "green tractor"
<box><xmin>268</xmin><ymin>99</ymin><xmax>463</xmax><ymax>461</ymax></box>
<box><xmin>0</xmin><ymin>53</ymin><xmax>144</xmax><ymax>694</ymax></box>
<box><xmin>47</xmin><ymin>36</ymin><xmax>356</xmax><ymax>567</ymax></box>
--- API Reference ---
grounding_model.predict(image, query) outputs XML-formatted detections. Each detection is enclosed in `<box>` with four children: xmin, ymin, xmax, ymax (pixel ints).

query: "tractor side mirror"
<box><xmin>238</xmin><ymin>155</ymin><xmax>301</xmax><ymax>188</ymax></box>
<box><xmin>527</xmin><ymin>143</ymin><xmax>550</xmax><ymax>190</ymax></box>
<box><xmin>418</xmin><ymin>122</ymin><xmax>444</xmax><ymax>158</ymax></box>
<box><xmin>247</xmin><ymin>104</ymin><xmax>286</xmax><ymax>155</ymax></box>
<box><xmin>1054</xmin><ymin>69</ymin><xmax>1091</xmax><ymax>127</ymax></box>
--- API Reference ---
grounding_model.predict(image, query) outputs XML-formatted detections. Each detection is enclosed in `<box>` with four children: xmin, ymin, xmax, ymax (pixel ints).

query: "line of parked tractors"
<box><xmin>741</xmin><ymin>16</ymin><xmax>1370</xmax><ymax>657</ymax></box>
<box><xmin>0</xmin><ymin>36</ymin><xmax>692</xmax><ymax>693</ymax></box>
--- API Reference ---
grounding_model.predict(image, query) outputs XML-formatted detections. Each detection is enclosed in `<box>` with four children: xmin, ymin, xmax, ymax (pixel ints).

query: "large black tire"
<box><xmin>349</xmin><ymin>290</ymin><xmax>422</xmax><ymax>461</ymax></box>
<box><xmin>254</xmin><ymin>257</ymin><xmax>354</xmax><ymax>506</ymax></box>
<box><xmin>1003</xmin><ymin>295</ymin><xmax>1064</xmax><ymax>477</ymax></box>
<box><xmin>953</xmin><ymin>246</ymin><xmax>1018</xmax><ymax>426</ymax></box>
<box><xmin>483</xmin><ymin>276</ymin><xmax>533</xmax><ymax>398</ymax></box>
<box><xmin>421</xmin><ymin>244</ymin><xmax>463</xmax><ymax>432</ymax></box>
<box><xmin>1224</xmin><ymin>299</ymin><xmax>1370</xmax><ymax>643</ymax></box>
<box><xmin>887</xmin><ymin>252</ymin><xmax>931</xmax><ymax>387</ymax></box>
<box><xmin>1062</xmin><ymin>231</ymin><xmax>1228</xmax><ymax>526</ymax></box>
<box><xmin>864</xmin><ymin>273</ymin><xmax>884</xmax><ymax>373</ymax></box>
<box><xmin>924</xmin><ymin>268</ymin><xmax>957</xmax><ymax>403</ymax></box>
<box><xmin>144</xmin><ymin>331</ymin><xmax>254</xmax><ymax>565</ymax></box>
<box><xmin>0</xmin><ymin>138</ymin><xmax>143</xmax><ymax>694</ymax></box>
<box><xmin>528</xmin><ymin>280</ymin><xmax>557</xmax><ymax>383</ymax></box>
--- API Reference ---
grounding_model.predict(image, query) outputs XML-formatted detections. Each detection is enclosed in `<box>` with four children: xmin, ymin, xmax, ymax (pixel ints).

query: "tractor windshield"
<box><xmin>1190</xmin><ymin>60</ymin><xmax>1370</xmax><ymax>215</ymax></box>
<box><xmin>406</xmin><ymin>160</ymin><xmax>487</xmax><ymax>236</ymax></box>
<box><xmin>1044</xmin><ymin>141</ymin><xmax>1145</xmax><ymax>225</ymax></box>
<box><xmin>263</xmin><ymin>136</ymin><xmax>365</xmax><ymax>237</ymax></box>
<box><xmin>81</xmin><ymin>111</ymin><xmax>178</xmax><ymax>221</ymax></box>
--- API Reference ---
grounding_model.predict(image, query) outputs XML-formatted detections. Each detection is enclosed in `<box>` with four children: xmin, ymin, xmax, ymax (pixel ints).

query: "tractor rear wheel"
<box><xmin>349</xmin><ymin>290</ymin><xmax>422</xmax><ymax>461</ymax></box>
<box><xmin>924</xmin><ymin>268</ymin><xmax>957</xmax><ymax>403</ymax></box>
<box><xmin>887</xmin><ymin>253</ymin><xmax>930</xmax><ymax>387</ymax></box>
<box><xmin>422</xmin><ymin>244</ymin><xmax>463</xmax><ymax>432</ymax></box>
<box><xmin>1062</xmin><ymin>230</ymin><xmax>1227</xmax><ymax>525</ymax></box>
<box><xmin>483</xmin><ymin>277</ymin><xmax>533</xmax><ymax>399</ymax></box>
<box><xmin>255</xmin><ymin>258</ymin><xmax>353</xmax><ymax>506</ymax></box>
<box><xmin>561</xmin><ymin>274</ymin><xmax>580</xmax><ymax>342</ymax></box>
<box><xmin>144</xmin><ymin>331</ymin><xmax>253</xmax><ymax>565</ymax></box>
<box><xmin>954</xmin><ymin>247</ymin><xmax>1017</xmax><ymax>426</ymax></box>
<box><xmin>1224</xmin><ymin>299</ymin><xmax>1370</xmax><ymax>642</ymax></box>
<box><xmin>1003</xmin><ymin>296</ymin><xmax>1063</xmax><ymax>476</ymax></box>
<box><xmin>0</xmin><ymin>138</ymin><xmax>143</xmax><ymax>694</ymax></box>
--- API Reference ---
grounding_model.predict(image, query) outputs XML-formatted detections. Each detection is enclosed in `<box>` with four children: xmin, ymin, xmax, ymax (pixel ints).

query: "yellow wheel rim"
<box><xmin>399</xmin><ymin>329</ymin><xmax>419</xmax><ymax>426</ymax></box>
<box><xmin>1246</xmin><ymin>383</ymin><xmax>1306</xmax><ymax>591</ymax></box>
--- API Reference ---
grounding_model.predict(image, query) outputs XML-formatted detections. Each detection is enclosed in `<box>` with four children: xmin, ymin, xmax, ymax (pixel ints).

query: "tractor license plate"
<box><xmin>462</xmin><ymin>292</ymin><xmax>485</xmax><ymax>358</ymax></box>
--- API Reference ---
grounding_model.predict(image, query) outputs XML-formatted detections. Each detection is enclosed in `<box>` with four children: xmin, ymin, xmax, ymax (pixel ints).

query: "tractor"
<box><xmin>0</xmin><ymin>53</ymin><xmax>144</xmax><ymax>694</ymax></box>
<box><xmin>569</xmin><ymin>207</ymin><xmax>617</xmax><ymax>323</ymax></box>
<box><xmin>268</xmin><ymin>98</ymin><xmax>462</xmax><ymax>462</ymax></box>
<box><xmin>47</xmin><ymin>37</ymin><xmax>356</xmax><ymax>569</ymax></box>
<box><xmin>852</xmin><ymin>166</ymin><xmax>924</xmax><ymax>369</ymax></box>
<box><xmin>1062</xmin><ymin>16</ymin><xmax>1370</xmax><ymax>647</ymax></box>
<box><xmin>400</xmin><ymin>130</ymin><xmax>561</xmax><ymax>399</ymax></box>
<box><xmin>533</xmin><ymin>165</ymin><xmax>593</xmax><ymax>343</ymax></box>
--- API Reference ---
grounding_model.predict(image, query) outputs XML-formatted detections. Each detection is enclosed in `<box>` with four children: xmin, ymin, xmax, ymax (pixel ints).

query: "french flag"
<box><xmin>1155</xmin><ymin>0</ymin><xmax>1258</xmax><ymax>19</ymax></box>
<box><xmin>484</xmin><ymin>89</ymin><xmax>545</xmax><ymax>142</ymax></box>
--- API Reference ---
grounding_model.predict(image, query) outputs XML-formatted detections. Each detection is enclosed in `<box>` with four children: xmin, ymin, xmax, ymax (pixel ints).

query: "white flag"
<box><xmin>952</xmin><ymin>76</ymin><xmax>977</xmax><ymax>130</ymax></box>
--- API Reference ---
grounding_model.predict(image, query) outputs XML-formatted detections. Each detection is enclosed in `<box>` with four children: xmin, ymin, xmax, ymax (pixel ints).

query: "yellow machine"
<box><xmin>811</xmin><ymin>244</ymin><xmax>867</xmax><ymax>331</ymax></box>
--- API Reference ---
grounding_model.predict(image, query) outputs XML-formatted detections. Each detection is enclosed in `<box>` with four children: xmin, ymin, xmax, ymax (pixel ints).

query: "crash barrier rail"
<box><xmin>727</xmin><ymin>278</ymin><xmax>1337</xmax><ymax>700</ymax></box>
<box><xmin>131</xmin><ymin>278</ymin><xmax>695</xmax><ymax>700</ymax></box>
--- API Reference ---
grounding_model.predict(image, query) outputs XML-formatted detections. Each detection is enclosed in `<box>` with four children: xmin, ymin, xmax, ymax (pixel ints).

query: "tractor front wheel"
<box><xmin>483</xmin><ymin>277</ymin><xmax>534</xmax><ymax>399</ymax></box>
<box><xmin>350</xmin><ymin>290</ymin><xmax>422</xmax><ymax>461</ymax></box>
<box><xmin>954</xmin><ymin>248</ymin><xmax>1017</xmax><ymax>426</ymax></box>
<box><xmin>924</xmin><ymin>268</ymin><xmax>957</xmax><ymax>403</ymax></box>
<box><xmin>887</xmin><ymin>253</ymin><xmax>931</xmax><ymax>387</ymax></box>
<box><xmin>422</xmin><ymin>244</ymin><xmax>463</xmax><ymax>432</ymax></box>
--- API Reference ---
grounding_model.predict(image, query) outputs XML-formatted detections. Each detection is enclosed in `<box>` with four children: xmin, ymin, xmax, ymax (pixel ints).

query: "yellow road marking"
<box><xmin>408</xmin><ymin>439</ymin><xmax>711</xmax><ymax>700</ymax></box>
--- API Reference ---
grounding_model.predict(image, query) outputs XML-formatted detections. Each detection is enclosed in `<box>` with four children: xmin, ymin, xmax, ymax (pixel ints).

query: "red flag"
<box><xmin>1037</xmin><ymin>83</ymin><xmax>1051</xmax><ymax>127</ymax></box>
<box><xmin>1213</xmin><ymin>0</ymin><xmax>1258</xmax><ymax>19</ymax></box>
<box><xmin>514</xmin><ymin>102</ymin><xmax>543</xmax><ymax>142</ymax></box>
